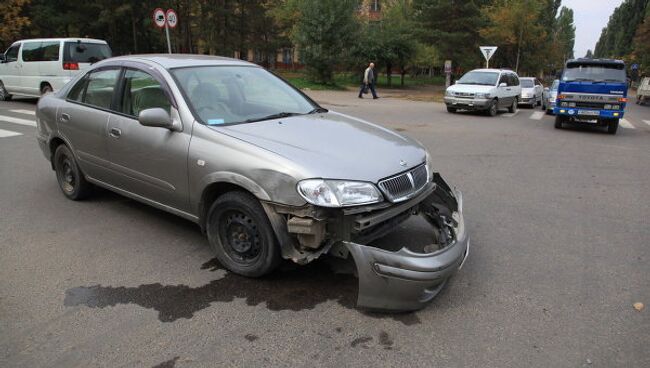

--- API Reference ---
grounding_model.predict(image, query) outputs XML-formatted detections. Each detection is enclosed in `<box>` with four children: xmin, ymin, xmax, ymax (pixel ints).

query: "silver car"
<box><xmin>542</xmin><ymin>79</ymin><xmax>559</xmax><ymax>114</ymax></box>
<box><xmin>519</xmin><ymin>77</ymin><xmax>543</xmax><ymax>107</ymax></box>
<box><xmin>36</xmin><ymin>55</ymin><xmax>469</xmax><ymax>312</ymax></box>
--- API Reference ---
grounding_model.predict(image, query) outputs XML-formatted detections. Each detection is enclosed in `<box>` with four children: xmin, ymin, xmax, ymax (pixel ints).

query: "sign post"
<box><xmin>444</xmin><ymin>60</ymin><xmax>452</xmax><ymax>88</ymax></box>
<box><xmin>479</xmin><ymin>46</ymin><xmax>498</xmax><ymax>69</ymax></box>
<box><xmin>153</xmin><ymin>8</ymin><xmax>178</xmax><ymax>54</ymax></box>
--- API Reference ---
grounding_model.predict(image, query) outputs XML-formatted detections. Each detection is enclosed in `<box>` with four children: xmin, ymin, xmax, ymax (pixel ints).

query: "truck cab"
<box><xmin>554</xmin><ymin>58</ymin><xmax>628</xmax><ymax>135</ymax></box>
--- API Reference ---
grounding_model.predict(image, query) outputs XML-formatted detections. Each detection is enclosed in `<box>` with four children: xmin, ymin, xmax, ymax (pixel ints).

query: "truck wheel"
<box><xmin>554</xmin><ymin>115</ymin><xmax>564</xmax><ymax>129</ymax></box>
<box><xmin>487</xmin><ymin>99</ymin><xmax>498</xmax><ymax>116</ymax></box>
<box><xmin>0</xmin><ymin>81</ymin><xmax>12</xmax><ymax>101</ymax></box>
<box><xmin>607</xmin><ymin>119</ymin><xmax>619</xmax><ymax>135</ymax></box>
<box><xmin>206</xmin><ymin>191</ymin><xmax>281</xmax><ymax>278</ymax></box>
<box><xmin>446</xmin><ymin>106</ymin><xmax>457</xmax><ymax>113</ymax></box>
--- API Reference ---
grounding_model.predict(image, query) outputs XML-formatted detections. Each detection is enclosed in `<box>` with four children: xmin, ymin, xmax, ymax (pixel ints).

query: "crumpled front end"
<box><xmin>262</xmin><ymin>173</ymin><xmax>469</xmax><ymax>312</ymax></box>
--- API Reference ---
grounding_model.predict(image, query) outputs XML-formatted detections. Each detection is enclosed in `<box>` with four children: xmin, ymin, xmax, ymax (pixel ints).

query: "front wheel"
<box><xmin>206</xmin><ymin>191</ymin><xmax>281</xmax><ymax>277</ymax></box>
<box><xmin>0</xmin><ymin>81</ymin><xmax>12</xmax><ymax>101</ymax></box>
<box><xmin>54</xmin><ymin>145</ymin><xmax>92</xmax><ymax>200</ymax></box>
<box><xmin>446</xmin><ymin>106</ymin><xmax>457</xmax><ymax>113</ymax></box>
<box><xmin>607</xmin><ymin>119</ymin><xmax>619</xmax><ymax>135</ymax></box>
<box><xmin>554</xmin><ymin>115</ymin><xmax>564</xmax><ymax>129</ymax></box>
<box><xmin>487</xmin><ymin>100</ymin><xmax>498</xmax><ymax>116</ymax></box>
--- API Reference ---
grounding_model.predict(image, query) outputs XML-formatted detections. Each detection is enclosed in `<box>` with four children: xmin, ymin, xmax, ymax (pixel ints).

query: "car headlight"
<box><xmin>297</xmin><ymin>179</ymin><xmax>383</xmax><ymax>207</ymax></box>
<box><xmin>475</xmin><ymin>93</ymin><xmax>491</xmax><ymax>99</ymax></box>
<box><xmin>425</xmin><ymin>151</ymin><xmax>434</xmax><ymax>182</ymax></box>
<box><xmin>445</xmin><ymin>89</ymin><xmax>453</xmax><ymax>97</ymax></box>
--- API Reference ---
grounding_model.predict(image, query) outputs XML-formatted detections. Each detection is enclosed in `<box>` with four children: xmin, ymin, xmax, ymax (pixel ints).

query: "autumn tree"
<box><xmin>0</xmin><ymin>0</ymin><xmax>31</xmax><ymax>50</ymax></box>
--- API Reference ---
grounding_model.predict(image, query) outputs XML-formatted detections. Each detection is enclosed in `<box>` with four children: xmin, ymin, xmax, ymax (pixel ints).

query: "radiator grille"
<box><xmin>378</xmin><ymin>164</ymin><xmax>428</xmax><ymax>202</ymax></box>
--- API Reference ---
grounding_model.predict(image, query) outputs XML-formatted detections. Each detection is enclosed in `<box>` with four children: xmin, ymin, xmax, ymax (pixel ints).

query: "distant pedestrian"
<box><xmin>358</xmin><ymin>62</ymin><xmax>379</xmax><ymax>99</ymax></box>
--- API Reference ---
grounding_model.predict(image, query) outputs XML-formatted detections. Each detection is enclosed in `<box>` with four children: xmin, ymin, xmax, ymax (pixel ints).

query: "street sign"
<box><xmin>479</xmin><ymin>46</ymin><xmax>498</xmax><ymax>68</ymax></box>
<box><xmin>153</xmin><ymin>8</ymin><xmax>166</xmax><ymax>28</ymax></box>
<box><xmin>631</xmin><ymin>63</ymin><xmax>639</xmax><ymax>70</ymax></box>
<box><xmin>166</xmin><ymin>9</ymin><xmax>178</xmax><ymax>29</ymax></box>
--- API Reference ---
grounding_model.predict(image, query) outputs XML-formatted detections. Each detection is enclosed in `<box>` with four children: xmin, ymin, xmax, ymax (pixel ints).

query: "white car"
<box><xmin>445</xmin><ymin>68</ymin><xmax>522</xmax><ymax>116</ymax></box>
<box><xmin>0</xmin><ymin>38</ymin><xmax>111</xmax><ymax>100</ymax></box>
<box><xmin>637</xmin><ymin>77</ymin><xmax>649</xmax><ymax>105</ymax></box>
<box><xmin>519</xmin><ymin>77</ymin><xmax>543</xmax><ymax>107</ymax></box>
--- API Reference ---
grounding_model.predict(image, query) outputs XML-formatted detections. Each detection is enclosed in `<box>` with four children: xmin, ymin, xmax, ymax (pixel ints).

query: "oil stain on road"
<box><xmin>64</xmin><ymin>257</ymin><xmax>420</xmax><ymax>325</ymax></box>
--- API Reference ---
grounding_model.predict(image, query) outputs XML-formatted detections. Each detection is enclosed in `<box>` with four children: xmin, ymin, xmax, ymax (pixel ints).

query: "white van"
<box><xmin>637</xmin><ymin>77</ymin><xmax>649</xmax><ymax>105</ymax></box>
<box><xmin>0</xmin><ymin>38</ymin><xmax>111</xmax><ymax>100</ymax></box>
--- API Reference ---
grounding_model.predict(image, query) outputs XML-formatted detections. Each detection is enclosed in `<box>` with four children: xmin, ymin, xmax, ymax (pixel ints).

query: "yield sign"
<box><xmin>479</xmin><ymin>46</ymin><xmax>498</xmax><ymax>62</ymax></box>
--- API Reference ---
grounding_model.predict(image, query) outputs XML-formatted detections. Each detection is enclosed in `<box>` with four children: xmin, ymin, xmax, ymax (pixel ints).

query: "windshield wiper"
<box><xmin>307</xmin><ymin>107</ymin><xmax>328</xmax><ymax>114</ymax></box>
<box><xmin>240</xmin><ymin>112</ymin><xmax>301</xmax><ymax>124</ymax></box>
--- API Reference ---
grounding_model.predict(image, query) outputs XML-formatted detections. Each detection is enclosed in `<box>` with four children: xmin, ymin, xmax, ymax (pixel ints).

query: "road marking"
<box><xmin>0</xmin><ymin>115</ymin><xmax>36</xmax><ymax>127</ymax></box>
<box><xmin>502</xmin><ymin>110</ymin><xmax>520</xmax><ymax>118</ymax></box>
<box><xmin>0</xmin><ymin>128</ymin><xmax>23</xmax><ymax>138</ymax></box>
<box><xmin>530</xmin><ymin>111</ymin><xmax>545</xmax><ymax>120</ymax></box>
<box><xmin>9</xmin><ymin>109</ymin><xmax>35</xmax><ymax>116</ymax></box>
<box><xmin>619</xmin><ymin>119</ymin><xmax>635</xmax><ymax>129</ymax></box>
<box><xmin>643</xmin><ymin>120</ymin><xmax>650</xmax><ymax>126</ymax></box>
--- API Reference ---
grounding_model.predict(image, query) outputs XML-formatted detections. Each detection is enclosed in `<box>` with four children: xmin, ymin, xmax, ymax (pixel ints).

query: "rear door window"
<box><xmin>64</xmin><ymin>42</ymin><xmax>112</xmax><ymax>64</ymax></box>
<box><xmin>82</xmin><ymin>69</ymin><xmax>120</xmax><ymax>110</ymax></box>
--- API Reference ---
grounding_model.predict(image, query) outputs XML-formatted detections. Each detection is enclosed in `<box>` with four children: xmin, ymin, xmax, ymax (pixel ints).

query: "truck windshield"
<box><xmin>562</xmin><ymin>63</ymin><xmax>626</xmax><ymax>83</ymax></box>
<box><xmin>63</xmin><ymin>42</ymin><xmax>112</xmax><ymax>64</ymax></box>
<box><xmin>456</xmin><ymin>71</ymin><xmax>499</xmax><ymax>86</ymax></box>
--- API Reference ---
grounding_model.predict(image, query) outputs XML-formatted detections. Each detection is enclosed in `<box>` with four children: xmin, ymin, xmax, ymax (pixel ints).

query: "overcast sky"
<box><xmin>562</xmin><ymin>0</ymin><xmax>624</xmax><ymax>58</ymax></box>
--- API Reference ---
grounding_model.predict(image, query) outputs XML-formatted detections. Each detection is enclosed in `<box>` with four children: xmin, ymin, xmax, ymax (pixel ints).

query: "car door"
<box><xmin>19</xmin><ymin>41</ymin><xmax>44</xmax><ymax>96</ymax></box>
<box><xmin>58</xmin><ymin>67</ymin><xmax>121</xmax><ymax>183</ymax></box>
<box><xmin>497</xmin><ymin>73</ymin><xmax>512</xmax><ymax>108</ymax></box>
<box><xmin>106</xmin><ymin>67</ymin><xmax>190</xmax><ymax>211</ymax></box>
<box><xmin>0</xmin><ymin>44</ymin><xmax>22</xmax><ymax>93</ymax></box>
<box><xmin>534</xmin><ymin>79</ymin><xmax>543</xmax><ymax>99</ymax></box>
<box><xmin>510</xmin><ymin>74</ymin><xmax>521</xmax><ymax>101</ymax></box>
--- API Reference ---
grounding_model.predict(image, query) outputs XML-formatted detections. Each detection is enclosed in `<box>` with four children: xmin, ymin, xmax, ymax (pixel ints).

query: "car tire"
<box><xmin>206</xmin><ymin>191</ymin><xmax>281</xmax><ymax>278</ymax></box>
<box><xmin>54</xmin><ymin>145</ymin><xmax>92</xmax><ymax>200</ymax></box>
<box><xmin>0</xmin><ymin>81</ymin><xmax>12</xmax><ymax>101</ymax></box>
<box><xmin>446</xmin><ymin>106</ymin><xmax>457</xmax><ymax>113</ymax></box>
<box><xmin>607</xmin><ymin>118</ymin><xmax>619</xmax><ymax>135</ymax></box>
<box><xmin>487</xmin><ymin>99</ymin><xmax>498</xmax><ymax>116</ymax></box>
<box><xmin>554</xmin><ymin>115</ymin><xmax>564</xmax><ymax>129</ymax></box>
<box><xmin>41</xmin><ymin>84</ymin><xmax>53</xmax><ymax>95</ymax></box>
<box><xmin>508</xmin><ymin>98</ymin><xmax>517</xmax><ymax>113</ymax></box>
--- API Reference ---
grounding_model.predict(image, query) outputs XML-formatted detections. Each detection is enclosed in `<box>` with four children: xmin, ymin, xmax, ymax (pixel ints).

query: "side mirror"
<box><xmin>499</xmin><ymin>82</ymin><xmax>507</xmax><ymax>87</ymax></box>
<box><xmin>138</xmin><ymin>108</ymin><xmax>176</xmax><ymax>130</ymax></box>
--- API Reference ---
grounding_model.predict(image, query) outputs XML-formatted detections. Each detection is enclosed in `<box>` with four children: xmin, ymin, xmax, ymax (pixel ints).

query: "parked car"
<box><xmin>444</xmin><ymin>68</ymin><xmax>522</xmax><ymax>116</ymax></box>
<box><xmin>542</xmin><ymin>79</ymin><xmax>559</xmax><ymax>114</ymax></box>
<box><xmin>518</xmin><ymin>77</ymin><xmax>543</xmax><ymax>107</ymax></box>
<box><xmin>637</xmin><ymin>76</ymin><xmax>649</xmax><ymax>105</ymax></box>
<box><xmin>36</xmin><ymin>55</ymin><xmax>469</xmax><ymax>312</ymax></box>
<box><xmin>0</xmin><ymin>38</ymin><xmax>111</xmax><ymax>100</ymax></box>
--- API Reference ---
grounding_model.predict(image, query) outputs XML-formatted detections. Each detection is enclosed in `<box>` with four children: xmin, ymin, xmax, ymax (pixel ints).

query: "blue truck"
<box><xmin>554</xmin><ymin>58</ymin><xmax>628</xmax><ymax>135</ymax></box>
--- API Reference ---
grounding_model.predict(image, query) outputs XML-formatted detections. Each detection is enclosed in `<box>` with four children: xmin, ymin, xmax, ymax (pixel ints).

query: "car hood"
<box><xmin>447</xmin><ymin>84</ymin><xmax>495</xmax><ymax>94</ymax></box>
<box><xmin>213</xmin><ymin>112</ymin><xmax>426</xmax><ymax>183</ymax></box>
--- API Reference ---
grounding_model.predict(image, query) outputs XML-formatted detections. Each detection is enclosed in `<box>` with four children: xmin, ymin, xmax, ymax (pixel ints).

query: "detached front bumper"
<box><xmin>343</xmin><ymin>184</ymin><xmax>469</xmax><ymax>312</ymax></box>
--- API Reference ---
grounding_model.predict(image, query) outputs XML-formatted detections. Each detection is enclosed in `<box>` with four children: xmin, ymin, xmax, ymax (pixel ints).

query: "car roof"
<box><xmin>567</xmin><ymin>58</ymin><xmax>625</xmax><ymax>65</ymax></box>
<box><xmin>104</xmin><ymin>54</ymin><xmax>256</xmax><ymax>69</ymax></box>
<box><xmin>470</xmin><ymin>68</ymin><xmax>516</xmax><ymax>74</ymax></box>
<box><xmin>14</xmin><ymin>38</ymin><xmax>108</xmax><ymax>44</ymax></box>
<box><xmin>519</xmin><ymin>77</ymin><xmax>535</xmax><ymax>80</ymax></box>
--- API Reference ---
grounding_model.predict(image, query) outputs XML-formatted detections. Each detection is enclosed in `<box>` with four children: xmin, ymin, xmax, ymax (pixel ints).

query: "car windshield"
<box><xmin>456</xmin><ymin>71</ymin><xmax>499</xmax><ymax>86</ymax></box>
<box><xmin>551</xmin><ymin>80</ymin><xmax>559</xmax><ymax>90</ymax></box>
<box><xmin>63</xmin><ymin>42</ymin><xmax>112</xmax><ymax>63</ymax></box>
<box><xmin>172</xmin><ymin>66</ymin><xmax>319</xmax><ymax>125</ymax></box>
<box><xmin>562</xmin><ymin>63</ymin><xmax>626</xmax><ymax>83</ymax></box>
<box><xmin>520</xmin><ymin>79</ymin><xmax>534</xmax><ymax>88</ymax></box>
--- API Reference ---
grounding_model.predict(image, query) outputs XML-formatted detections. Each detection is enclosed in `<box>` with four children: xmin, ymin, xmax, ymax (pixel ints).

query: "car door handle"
<box><xmin>60</xmin><ymin>113</ymin><xmax>70</xmax><ymax>123</ymax></box>
<box><xmin>109</xmin><ymin>127</ymin><xmax>122</xmax><ymax>138</ymax></box>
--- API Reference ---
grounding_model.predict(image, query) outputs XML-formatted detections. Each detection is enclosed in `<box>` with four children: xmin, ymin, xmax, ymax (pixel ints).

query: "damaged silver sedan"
<box><xmin>36</xmin><ymin>55</ymin><xmax>469</xmax><ymax>312</ymax></box>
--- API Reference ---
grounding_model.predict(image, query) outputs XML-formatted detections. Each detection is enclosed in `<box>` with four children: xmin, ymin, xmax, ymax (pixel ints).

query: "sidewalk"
<box><xmin>304</xmin><ymin>84</ymin><xmax>446</xmax><ymax>106</ymax></box>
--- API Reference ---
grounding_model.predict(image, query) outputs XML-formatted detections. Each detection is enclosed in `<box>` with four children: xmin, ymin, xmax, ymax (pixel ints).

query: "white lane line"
<box><xmin>619</xmin><ymin>118</ymin><xmax>635</xmax><ymax>129</ymax></box>
<box><xmin>9</xmin><ymin>109</ymin><xmax>35</xmax><ymax>116</ymax></box>
<box><xmin>530</xmin><ymin>111</ymin><xmax>545</xmax><ymax>120</ymax></box>
<box><xmin>0</xmin><ymin>115</ymin><xmax>36</xmax><ymax>127</ymax></box>
<box><xmin>0</xmin><ymin>128</ymin><xmax>23</xmax><ymax>138</ymax></box>
<box><xmin>502</xmin><ymin>110</ymin><xmax>520</xmax><ymax>118</ymax></box>
<box><xmin>643</xmin><ymin>120</ymin><xmax>650</xmax><ymax>126</ymax></box>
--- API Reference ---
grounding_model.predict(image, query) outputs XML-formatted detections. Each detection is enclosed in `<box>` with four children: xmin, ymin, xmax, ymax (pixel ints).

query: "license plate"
<box><xmin>578</xmin><ymin>109</ymin><xmax>599</xmax><ymax>116</ymax></box>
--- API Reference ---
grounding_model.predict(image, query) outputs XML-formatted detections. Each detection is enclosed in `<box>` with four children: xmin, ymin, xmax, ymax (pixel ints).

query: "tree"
<box><xmin>291</xmin><ymin>0</ymin><xmax>359</xmax><ymax>83</ymax></box>
<box><xmin>555</xmin><ymin>7</ymin><xmax>576</xmax><ymax>62</ymax></box>
<box><xmin>594</xmin><ymin>0</ymin><xmax>649</xmax><ymax>58</ymax></box>
<box><xmin>585</xmin><ymin>49</ymin><xmax>594</xmax><ymax>59</ymax></box>
<box><xmin>0</xmin><ymin>0</ymin><xmax>31</xmax><ymax>50</ymax></box>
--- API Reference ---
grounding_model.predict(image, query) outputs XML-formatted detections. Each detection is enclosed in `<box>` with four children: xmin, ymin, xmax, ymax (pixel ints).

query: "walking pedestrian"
<box><xmin>358</xmin><ymin>62</ymin><xmax>379</xmax><ymax>99</ymax></box>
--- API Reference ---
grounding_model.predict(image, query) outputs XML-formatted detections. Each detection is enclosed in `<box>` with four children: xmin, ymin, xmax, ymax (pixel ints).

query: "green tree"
<box><xmin>291</xmin><ymin>0</ymin><xmax>359</xmax><ymax>83</ymax></box>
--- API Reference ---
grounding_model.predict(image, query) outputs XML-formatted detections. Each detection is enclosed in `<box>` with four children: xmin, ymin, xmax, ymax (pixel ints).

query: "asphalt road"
<box><xmin>1</xmin><ymin>93</ymin><xmax>649</xmax><ymax>368</ymax></box>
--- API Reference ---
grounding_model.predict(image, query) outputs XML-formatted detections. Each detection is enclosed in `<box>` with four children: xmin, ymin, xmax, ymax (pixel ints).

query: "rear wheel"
<box><xmin>0</xmin><ymin>81</ymin><xmax>12</xmax><ymax>101</ymax></box>
<box><xmin>54</xmin><ymin>145</ymin><xmax>92</xmax><ymax>200</ymax></box>
<box><xmin>206</xmin><ymin>191</ymin><xmax>281</xmax><ymax>277</ymax></box>
<box><xmin>508</xmin><ymin>98</ymin><xmax>518</xmax><ymax>113</ymax></box>
<box><xmin>487</xmin><ymin>99</ymin><xmax>498</xmax><ymax>116</ymax></box>
<box><xmin>41</xmin><ymin>84</ymin><xmax>53</xmax><ymax>95</ymax></box>
<box><xmin>607</xmin><ymin>118</ymin><xmax>619</xmax><ymax>135</ymax></box>
<box><xmin>446</xmin><ymin>106</ymin><xmax>457</xmax><ymax>113</ymax></box>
